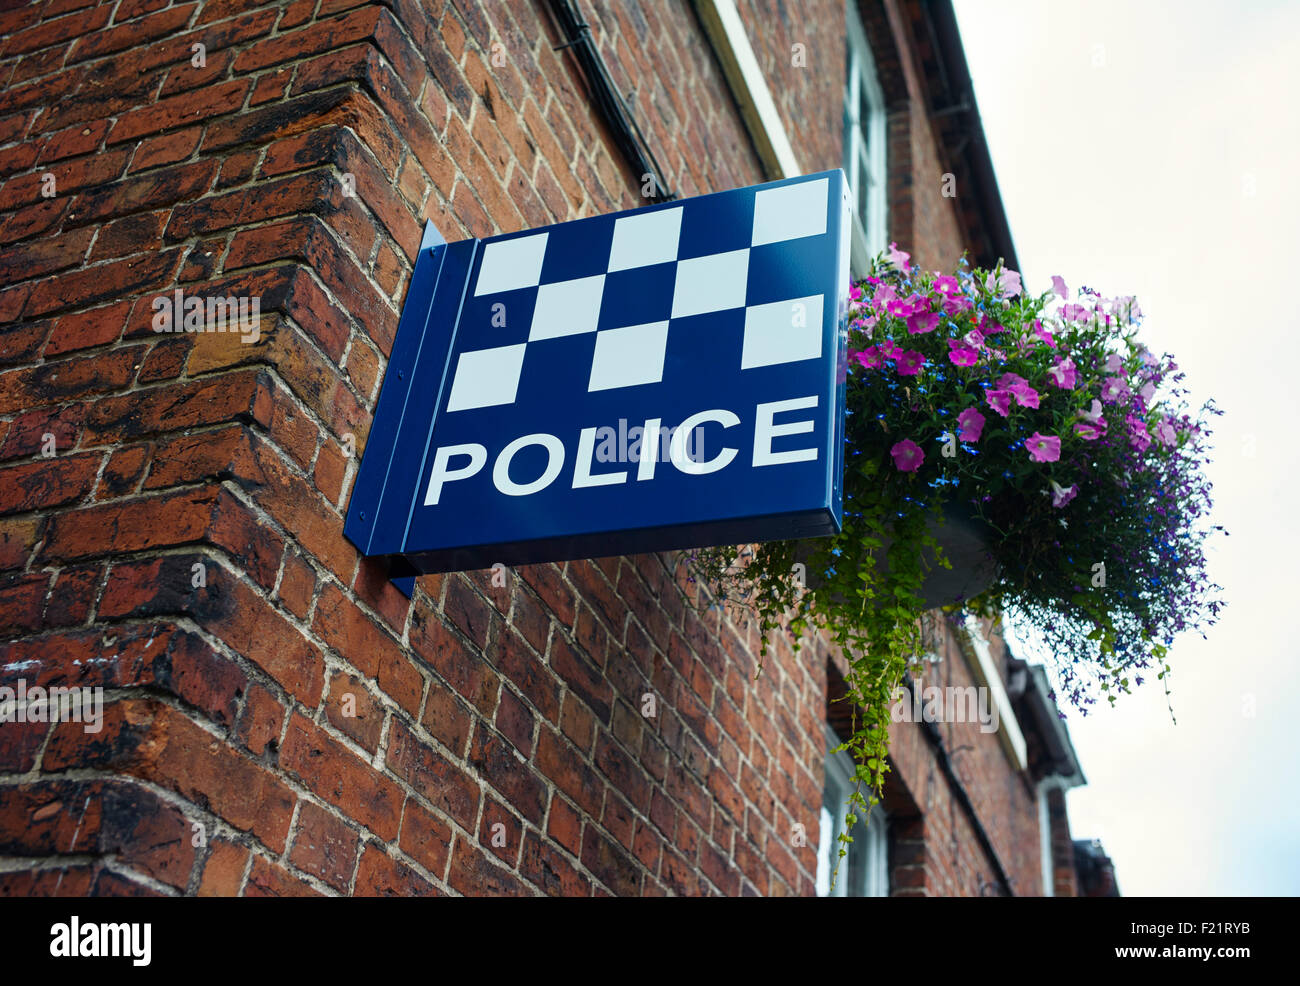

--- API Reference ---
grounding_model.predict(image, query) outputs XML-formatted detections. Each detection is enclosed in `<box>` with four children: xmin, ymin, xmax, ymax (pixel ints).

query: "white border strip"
<box><xmin>694</xmin><ymin>0</ymin><xmax>801</xmax><ymax>178</ymax></box>
<box><xmin>962</xmin><ymin>615</ymin><xmax>1028</xmax><ymax>771</ymax></box>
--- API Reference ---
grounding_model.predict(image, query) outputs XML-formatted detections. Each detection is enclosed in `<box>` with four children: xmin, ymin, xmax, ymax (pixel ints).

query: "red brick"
<box><xmin>198</xmin><ymin>839</ymin><xmax>249</xmax><ymax>896</ymax></box>
<box><xmin>354</xmin><ymin>844</ymin><xmax>437</xmax><ymax>897</ymax></box>
<box><xmin>313</xmin><ymin>582</ymin><xmax>421</xmax><ymax>715</ymax></box>
<box><xmin>313</xmin><ymin>435</ymin><xmax>347</xmax><ymax>505</ymax></box>
<box><xmin>43</xmin><ymin>563</ymin><xmax>100</xmax><ymax>626</ymax></box>
<box><xmin>581</xmin><ymin>824</ymin><xmax>643</xmax><ymax>897</ymax></box>
<box><xmin>447</xmin><ymin>834</ymin><xmax>530</xmax><ymax>897</ymax></box>
<box><xmin>408</xmin><ymin>604</ymin><xmax>500</xmax><ymax>715</ymax></box>
<box><xmin>280</xmin><ymin>713</ymin><xmax>404</xmax><ymax>841</ymax></box>
<box><xmin>276</xmin><ymin>548</ymin><xmax>316</xmax><ymax>620</ymax></box>
<box><xmin>351</xmin><ymin>556</ymin><xmax>412</xmax><ymax>634</ymax></box>
<box><xmin>245</xmin><ymin>854</ymin><xmax>323</xmax><ymax>897</ymax></box>
<box><xmin>236</xmin><ymin>683</ymin><xmax>285</xmax><ymax>756</ymax></box>
<box><xmin>107</xmin><ymin>79</ymin><xmax>250</xmax><ymax>146</ymax></box>
<box><xmin>478</xmin><ymin>797</ymin><xmax>522</xmax><ymax>867</ymax></box>
<box><xmin>3</xmin><ymin>5</ymin><xmax>112</xmax><ymax>58</ymax></box>
<box><xmin>0</xmin><ymin>403</ymin><xmax>83</xmax><ymax>460</ymax></box>
<box><xmin>44</xmin><ymin>699</ymin><xmax>296</xmax><ymax>853</ymax></box>
<box><xmin>95</xmin><ymin>444</ymin><xmax>151</xmax><ymax>501</ymax></box>
<box><xmin>467</xmin><ymin>721</ymin><xmax>546</xmax><ymax>825</ymax></box>
<box><xmin>520</xmin><ymin>829</ymin><xmax>590</xmax><ymax>897</ymax></box>
<box><xmin>0</xmin><ymin>453</ymin><xmax>101</xmax><ymax>515</ymax></box>
<box><xmin>0</xmin><ymin>516</ymin><xmax>39</xmax><ymax>570</ymax></box>
<box><xmin>0</xmin><ymin>346</ymin><xmax>143</xmax><ymax>415</ymax></box>
<box><xmin>129</xmin><ymin>128</ymin><xmax>203</xmax><ymax>173</ymax></box>
<box><xmin>324</xmin><ymin>671</ymin><xmax>384</xmax><ymax>754</ymax></box>
<box><xmin>23</xmin><ymin>251</ymin><xmax>179</xmax><ymax>319</ymax></box>
<box><xmin>44</xmin><ymin>300</ymin><xmax>133</xmax><ymax>356</ymax></box>
<box><xmin>399</xmin><ymin>797</ymin><xmax>453</xmax><ymax>880</ymax></box>
<box><xmin>290</xmin><ymin>801</ymin><xmax>359</xmax><ymax>892</ymax></box>
<box><xmin>232</xmin><ymin>7</ymin><xmax>383</xmax><ymax>74</ymax></box>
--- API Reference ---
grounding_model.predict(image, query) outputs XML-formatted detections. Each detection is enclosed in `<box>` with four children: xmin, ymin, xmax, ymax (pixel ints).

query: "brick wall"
<box><xmin>734</xmin><ymin>0</ymin><xmax>843</xmax><ymax>175</ymax></box>
<box><xmin>0</xmin><ymin>0</ymin><xmax>1053</xmax><ymax>896</ymax></box>
<box><xmin>877</xmin><ymin>622</ymin><xmax>1044</xmax><ymax>896</ymax></box>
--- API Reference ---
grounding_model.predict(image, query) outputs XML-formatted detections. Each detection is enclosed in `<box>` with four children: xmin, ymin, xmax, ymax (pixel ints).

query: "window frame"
<box><xmin>844</xmin><ymin>1</ymin><xmax>888</xmax><ymax>274</ymax></box>
<box><xmin>816</xmin><ymin>724</ymin><xmax>890</xmax><ymax>897</ymax></box>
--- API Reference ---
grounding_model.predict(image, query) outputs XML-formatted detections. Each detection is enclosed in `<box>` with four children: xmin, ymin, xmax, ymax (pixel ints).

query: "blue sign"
<box><xmin>345</xmin><ymin>170</ymin><xmax>851</xmax><ymax>580</ymax></box>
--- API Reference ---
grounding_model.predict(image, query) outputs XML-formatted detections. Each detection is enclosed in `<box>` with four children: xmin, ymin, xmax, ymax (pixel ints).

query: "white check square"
<box><xmin>741</xmin><ymin>294</ymin><xmax>823</xmax><ymax>369</ymax></box>
<box><xmin>588</xmin><ymin>322</ymin><xmax>670</xmax><ymax>391</ymax></box>
<box><xmin>475</xmin><ymin>233</ymin><xmax>548</xmax><ymax>295</ymax></box>
<box><xmin>751</xmin><ymin>178</ymin><xmax>828</xmax><ymax>246</ymax></box>
<box><xmin>529</xmin><ymin>274</ymin><xmax>606</xmax><ymax>340</ymax></box>
<box><xmin>671</xmin><ymin>249</ymin><xmax>749</xmax><ymax>319</ymax></box>
<box><xmin>445</xmin><ymin>343</ymin><xmax>527</xmax><ymax>411</ymax></box>
<box><xmin>608</xmin><ymin>207</ymin><xmax>683</xmax><ymax>272</ymax></box>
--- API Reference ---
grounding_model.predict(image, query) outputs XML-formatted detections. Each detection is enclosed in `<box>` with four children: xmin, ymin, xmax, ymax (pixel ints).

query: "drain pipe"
<box><xmin>546</xmin><ymin>0</ymin><xmax>676</xmax><ymax>203</ymax></box>
<box><xmin>901</xmin><ymin>671</ymin><xmax>1015</xmax><ymax>896</ymax></box>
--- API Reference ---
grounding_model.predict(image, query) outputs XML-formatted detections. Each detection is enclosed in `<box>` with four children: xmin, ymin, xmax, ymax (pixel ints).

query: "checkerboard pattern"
<box><xmin>445</xmin><ymin>176</ymin><xmax>833</xmax><ymax>413</ymax></box>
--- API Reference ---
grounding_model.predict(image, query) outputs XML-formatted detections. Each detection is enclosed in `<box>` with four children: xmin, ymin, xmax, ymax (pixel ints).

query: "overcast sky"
<box><xmin>954</xmin><ymin>0</ymin><xmax>1300</xmax><ymax>896</ymax></box>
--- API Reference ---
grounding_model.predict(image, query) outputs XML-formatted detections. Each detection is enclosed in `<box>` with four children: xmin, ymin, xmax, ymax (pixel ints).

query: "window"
<box><xmin>816</xmin><ymin>725</ymin><xmax>889</xmax><ymax>896</ymax></box>
<box><xmin>844</xmin><ymin>1</ymin><xmax>888</xmax><ymax>266</ymax></box>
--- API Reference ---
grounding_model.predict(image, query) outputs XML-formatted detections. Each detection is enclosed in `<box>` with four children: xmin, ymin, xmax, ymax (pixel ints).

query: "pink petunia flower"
<box><xmin>933</xmin><ymin>275</ymin><xmax>961</xmax><ymax>295</ymax></box>
<box><xmin>1026</xmin><ymin>432</ymin><xmax>1061</xmax><ymax>463</ymax></box>
<box><xmin>1154</xmin><ymin>418</ymin><xmax>1177</xmax><ymax>446</ymax></box>
<box><xmin>1073</xmin><ymin>420</ymin><xmax>1107</xmax><ymax>440</ymax></box>
<box><xmin>1051</xmin><ymin>275</ymin><xmax>1068</xmax><ymax>300</ymax></box>
<box><xmin>1033</xmin><ymin>320</ymin><xmax>1056</xmax><ymax>348</ymax></box>
<box><xmin>943</xmin><ymin>295</ymin><xmax>973</xmax><ymax>316</ymax></box>
<box><xmin>947</xmin><ymin>339</ymin><xmax>979</xmax><ymax>367</ymax></box>
<box><xmin>886</xmin><ymin>242</ymin><xmax>911</xmax><ymax>270</ymax></box>
<box><xmin>957</xmin><ymin>407</ymin><xmax>985</xmax><ymax>442</ymax></box>
<box><xmin>985</xmin><ymin>389</ymin><xmax>1014</xmax><ymax>417</ymax></box>
<box><xmin>1014</xmin><ymin>386</ymin><xmax>1041</xmax><ymax>409</ymax></box>
<box><xmin>873</xmin><ymin>283</ymin><xmax>898</xmax><ymax>309</ymax></box>
<box><xmin>896</xmin><ymin>350</ymin><xmax>926</xmax><ymax>375</ymax></box>
<box><xmin>849</xmin><ymin>284</ymin><xmax>864</xmax><ymax>303</ymax></box>
<box><xmin>997</xmin><ymin>372</ymin><xmax>1039</xmax><ymax>408</ymax></box>
<box><xmin>1100</xmin><ymin>375</ymin><xmax>1131</xmax><ymax>404</ymax></box>
<box><xmin>906</xmin><ymin>311</ymin><xmax>941</xmax><ymax>334</ymax></box>
<box><xmin>890</xmin><ymin>438</ymin><xmax>924</xmax><ymax>472</ymax></box>
<box><xmin>879</xmin><ymin>338</ymin><xmax>904</xmax><ymax>360</ymax></box>
<box><xmin>1047</xmin><ymin>357</ymin><xmax>1077</xmax><ymax>389</ymax></box>
<box><xmin>998</xmin><ymin>372</ymin><xmax>1028</xmax><ymax>391</ymax></box>
<box><xmin>1061</xmin><ymin>303</ymin><xmax>1089</xmax><ymax>323</ymax></box>
<box><xmin>1050</xmin><ymin>480</ymin><xmax>1079</xmax><ymax>508</ymax></box>
<box><xmin>978</xmin><ymin>314</ymin><xmax>1004</xmax><ymax>335</ymax></box>
<box><xmin>1126</xmin><ymin>414</ymin><xmax>1151</xmax><ymax>452</ymax></box>
<box><xmin>1105</xmin><ymin>353</ymin><xmax>1124</xmax><ymax>372</ymax></box>
<box><xmin>852</xmin><ymin>347</ymin><xmax>882</xmax><ymax>369</ymax></box>
<box><xmin>964</xmin><ymin>328</ymin><xmax>985</xmax><ymax>349</ymax></box>
<box><xmin>1080</xmin><ymin>399</ymin><xmax>1104</xmax><ymax>423</ymax></box>
<box><xmin>986</xmin><ymin>269</ymin><xmax>1022</xmax><ymax>297</ymax></box>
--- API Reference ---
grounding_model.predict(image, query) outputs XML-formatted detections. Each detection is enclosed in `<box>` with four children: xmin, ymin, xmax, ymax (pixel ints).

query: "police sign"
<box><xmin>345</xmin><ymin>170</ymin><xmax>850</xmax><ymax>578</ymax></box>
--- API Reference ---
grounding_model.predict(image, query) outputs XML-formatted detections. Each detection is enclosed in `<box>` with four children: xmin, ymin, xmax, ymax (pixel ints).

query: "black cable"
<box><xmin>901</xmin><ymin>671</ymin><xmax>1016</xmax><ymax>896</ymax></box>
<box><xmin>547</xmin><ymin>0</ymin><xmax>676</xmax><ymax>203</ymax></box>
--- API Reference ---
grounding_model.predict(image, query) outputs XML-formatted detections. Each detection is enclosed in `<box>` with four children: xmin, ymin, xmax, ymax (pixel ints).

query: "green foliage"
<box><xmin>682</xmin><ymin>252</ymin><xmax>1223</xmax><ymax>886</ymax></box>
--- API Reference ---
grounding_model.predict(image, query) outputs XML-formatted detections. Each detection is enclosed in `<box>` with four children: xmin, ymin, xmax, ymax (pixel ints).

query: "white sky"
<box><xmin>954</xmin><ymin>0</ymin><xmax>1300</xmax><ymax>896</ymax></box>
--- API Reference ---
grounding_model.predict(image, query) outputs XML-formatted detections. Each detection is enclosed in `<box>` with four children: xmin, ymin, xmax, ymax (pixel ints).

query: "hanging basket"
<box><xmin>796</xmin><ymin>500</ymin><xmax>999</xmax><ymax>609</ymax></box>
